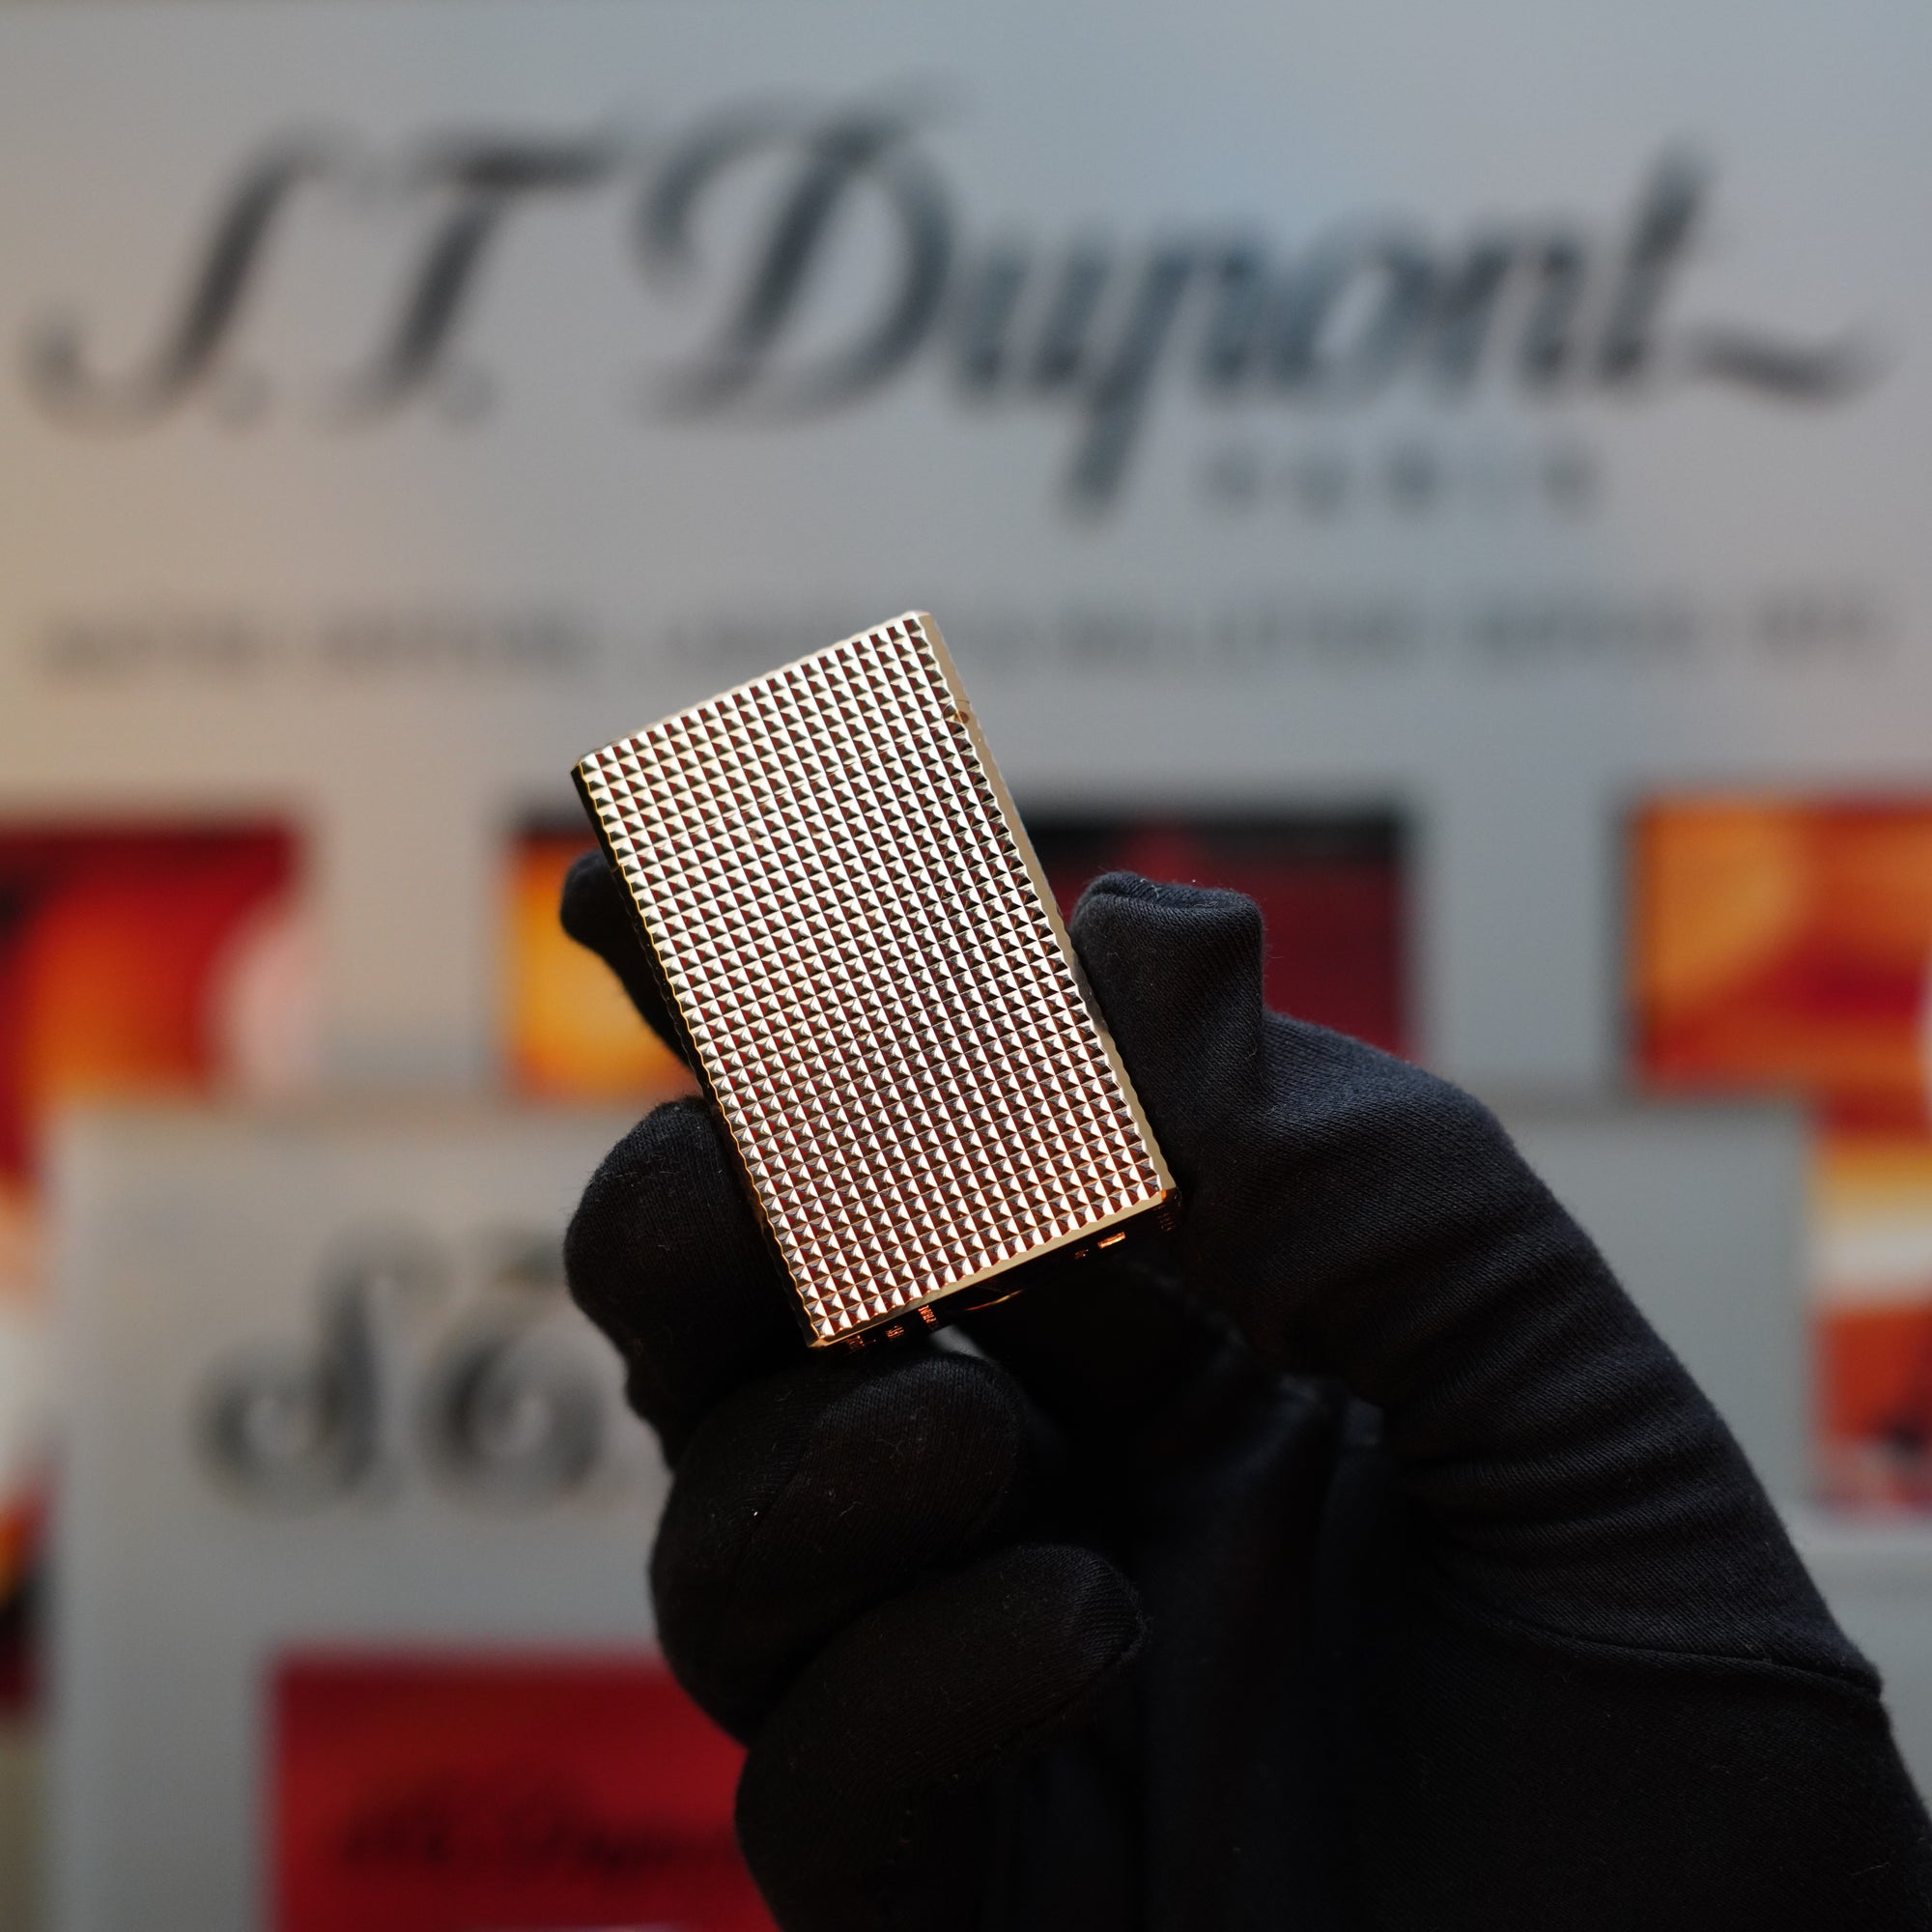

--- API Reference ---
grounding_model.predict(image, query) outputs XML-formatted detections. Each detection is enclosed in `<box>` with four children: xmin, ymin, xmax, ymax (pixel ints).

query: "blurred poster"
<box><xmin>0</xmin><ymin>823</ymin><xmax>307</xmax><ymax>1691</ymax></box>
<box><xmin>505</xmin><ymin>826</ymin><xmax>695</xmax><ymax>1103</ymax></box>
<box><xmin>1815</xmin><ymin>1136</ymin><xmax>1932</xmax><ymax>1510</ymax></box>
<box><xmin>51</xmin><ymin>1105</ymin><xmax>678</xmax><ymax>1932</ymax></box>
<box><xmin>1632</xmin><ymin>799</ymin><xmax>1932</xmax><ymax>1505</ymax></box>
<box><xmin>1027</xmin><ymin>813</ymin><xmax>1408</xmax><ymax>1056</ymax></box>
<box><xmin>275</xmin><ymin>1655</ymin><xmax>768</xmax><ymax>1932</ymax></box>
<box><xmin>509</xmin><ymin>810</ymin><xmax>1407</xmax><ymax>1096</ymax></box>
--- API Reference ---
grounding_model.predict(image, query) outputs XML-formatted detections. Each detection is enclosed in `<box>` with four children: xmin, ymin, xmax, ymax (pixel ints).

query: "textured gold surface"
<box><xmin>576</xmin><ymin>611</ymin><xmax>1174</xmax><ymax>1344</ymax></box>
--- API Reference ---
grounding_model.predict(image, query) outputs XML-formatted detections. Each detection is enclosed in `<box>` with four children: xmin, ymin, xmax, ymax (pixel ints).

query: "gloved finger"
<box><xmin>1066</xmin><ymin>873</ymin><xmax>1869</xmax><ymax>1685</ymax></box>
<box><xmin>735</xmin><ymin>1543</ymin><xmax>1146</xmax><ymax>1932</ymax></box>
<box><xmin>1067</xmin><ymin>870</ymin><xmax>1272</xmax><ymax>1202</ymax></box>
<box><xmin>955</xmin><ymin>873</ymin><xmax>1256</xmax><ymax>1433</ymax></box>
<box><xmin>1069</xmin><ymin>868</ymin><xmax>1586</xmax><ymax>1373</ymax></box>
<box><xmin>1066</xmin><ymin>868</ymin><xmax>1562</xmax><ymax>1371</ymax></box>
<box><xmin>563</xmin><ymin>1094</ymin><xmax>800</xmax><ymax>1460</ymax></box>
<box><xmin>959</xmin><ymin>1236</ymin><xmax>1232</xmax><ymax>1444</ymax></box>
<box><xmin>559</xmin><ymin>847</ymin><xmax>691</xmax><ymax>1063</ymax></box>
<box><xmin>653</xmin><ymin>1347</ymin><xmax>1041</xmax><ymax>1741</ymax></box>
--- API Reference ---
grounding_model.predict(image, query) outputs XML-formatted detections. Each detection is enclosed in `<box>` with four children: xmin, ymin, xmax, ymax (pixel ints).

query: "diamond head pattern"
<box><xmin>576</xmin><ymin>612</ymin><xmax>1172</xmax><ymax>1342</ymax></box>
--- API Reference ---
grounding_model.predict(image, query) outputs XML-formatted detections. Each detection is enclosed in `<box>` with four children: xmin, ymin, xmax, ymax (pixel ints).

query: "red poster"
<box><xmin>1027</xmin><ymin>814</ymin><xmax>1409</xmax><ymax>1056</ymax></box>
<box><xmin>274</xmin><ymin>1653</ymin><xmax>773</xmax><ymax>1932</ymax></box>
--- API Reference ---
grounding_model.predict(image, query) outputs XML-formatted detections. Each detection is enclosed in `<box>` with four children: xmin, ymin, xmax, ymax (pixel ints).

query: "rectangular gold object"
<box><xmin>574</xmin><ymin>611</ymin><xmax>1177</xmax><ymax>1346</ymax></box>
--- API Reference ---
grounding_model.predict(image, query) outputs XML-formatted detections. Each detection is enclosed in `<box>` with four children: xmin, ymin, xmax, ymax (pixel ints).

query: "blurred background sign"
<box><xmin>0</xmin><ymin>0</ymin><xmax>1928</xmax><ymax>1923</ymax></box>
<box><xmin>1</xmin><ymin>0</ymin><xmax>1925</xmax><ymax>1089</ymax></box>
<box><xmin>273</xmin><ymin>1655</ymin><xmax>765</xmax><ymax>1932</ymax></box>
<box><xmin>50</xmin><ymin>1105</ymin><xmax>692</xmax><ymax>1932</ymax></box>
<box><xmin>1633</xmin><ymin>800</ymin><xmax>1932</xmax><ymax>1506</ymax></box>
<box><xmin>0</xmin><ymin>826</ymin><xmax>310</xmax><ymax>1717</ymax></box>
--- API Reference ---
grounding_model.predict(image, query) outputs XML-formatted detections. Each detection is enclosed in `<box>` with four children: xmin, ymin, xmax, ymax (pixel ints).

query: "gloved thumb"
<box><xmin>1069</xmin><ymin>872</ymin><xmax>1272</xmax><ymax>1205</ymax></box>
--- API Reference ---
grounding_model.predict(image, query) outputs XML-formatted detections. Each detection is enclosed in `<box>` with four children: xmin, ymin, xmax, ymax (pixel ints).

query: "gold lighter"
<box><xmin>574</xmin><ymin>611</ymin><xmax>1177</xmax><ymax>1347</ymax></box>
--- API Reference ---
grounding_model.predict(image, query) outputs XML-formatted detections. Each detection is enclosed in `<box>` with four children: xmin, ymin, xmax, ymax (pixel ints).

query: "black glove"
<box><xmin>562</xmin><ymin>859</ymin><xmax>1932</xmax><ymax>1931</ymax></box>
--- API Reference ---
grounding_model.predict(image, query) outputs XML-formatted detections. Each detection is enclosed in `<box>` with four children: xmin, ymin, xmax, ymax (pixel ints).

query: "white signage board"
<box><xmin>48</xmin><ymin>1104</ymin><xmax>663</xmax><ymax>1932</ymax></box>
<box><xmin>1501</xmin><ymin>1097</ymin><xmax>1808</xmax><ymax>1503</ymax></box>
<box><xmin>0</xmin><ymin>0</ymin><xmax>1928</xmax><ymax>1089</ymax></box>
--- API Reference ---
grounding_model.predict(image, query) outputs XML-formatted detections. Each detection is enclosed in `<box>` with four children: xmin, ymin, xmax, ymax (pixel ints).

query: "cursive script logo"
<box><xmin>25</xmin><ymin>101</ymin><xmax>1877</xmax><ymax>506</ymax></box>
<box><xmin>197</xmin><ymin>1226</ymin><xmax>635</xmax><ymax>1511</ymax></box>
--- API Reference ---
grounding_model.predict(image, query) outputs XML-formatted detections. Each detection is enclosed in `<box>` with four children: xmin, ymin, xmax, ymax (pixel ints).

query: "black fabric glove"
<box><xmin>561</xmin><ymin>856</ymin><xmax>1932</xmax><ymax>1931</ymax></box>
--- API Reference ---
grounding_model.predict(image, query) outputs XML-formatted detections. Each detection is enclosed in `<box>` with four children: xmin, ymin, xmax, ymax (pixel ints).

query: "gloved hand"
<box><xmin>561</xmin><ymin>861</ymin><xmax>1932</xmax><ymax>1931</ymax></box>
